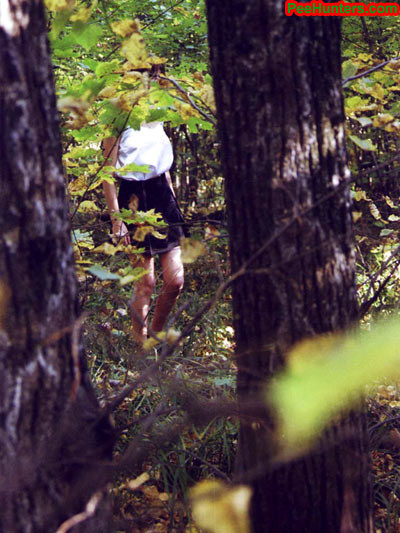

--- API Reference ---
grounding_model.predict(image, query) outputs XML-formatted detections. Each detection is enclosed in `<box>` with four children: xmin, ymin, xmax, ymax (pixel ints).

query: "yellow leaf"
<box><xmin>111</xmin><ymin>89</ymin><xmax>148</xmax><ymax>112</ymax></box>
<box><xmin>58</xmin><ymin>96</ymin><xmax>89</xmax><ymax>114</ymax></box>
<box><xmin>353</xmin><ymin>189</ymin><xmax>367</xmax><ymax>202</ymax></box>
<box><xmin>98</xmin><ymin>86</ymin><xmax>117</xmax><ymax>99</ymax></box>
<box><xmin>180</xmin><ymin>238</ymin><xmax>207</xmax><ymax>264</ymax></box>
<box><xmin>45</xmin><ymin>0</ymin><xmax>75</xmax><ymax>11</ymax></box>
<box><xmin>166</xmin><ymin>328</ymin><xmax>181</xmax><ymax>344</ymax></box>
<box><xmin>111</xmin><ymin>19</ymin><xmax>140</xmax><ymax>38</ymax></box>
<box><xmin>77</xmin><ymin>200</ymin><xmax>100</xmax><ymax>213</ymax></box>
<box><xmin>57</xmin><ymin>96</ymin><xmax>93</xmax><ymax>129</ymax></box>
<box><xmin>388</xmin><ymin>59</ymin><xmax>400</xmax><ymax>71</ymax></box>
<box><xmin>142</xmin><ymin>329</ymin><xmax>180</xmax><ymax>351</ymax></box>
<box><xmin>369</xmin><ymin>202</ymin><xmax>382</xmax><ymax>220</ymax></box>
<box><xmin>269</xmin><ymin>316</ymin><xmax>400</xmax><ymax>459</ymax></box>
<box><xmin>367</xmin><ymin>83</ymin><xmax>385</xmax><ymax>101</ymax></box>
<box><xmin>373</xmin><ymin>113</ymin><xmax>394</xmax><ymax>127</ymax></box>
<box><xmin>120</xmin><ymin>34</ymin><xmax>149</xmax><ymax>66</ymax></box>
<box><xmin>92</xmin><ymin>242</ymin><xmax>118</xmax><ymax>256</ymax></box>
<box><xmin>174</xmin><ymin>100</ymin><xmax>200</xmax><ymax>121</ymax></box>
<box><xmin>143</xmin><ymin>332</ymin><xmax>166</xmax><ymax>351</ymax></box>
<box><xmin>147</xmin><ymin>56</ymin><xmax>168</xmax><ymax>66</ymax></box>
<box><xmin>385</xmin><ymin>196</ymin><xmax>396</xmax><ymax>209</ymax></box>
<box><xmin>190</xmin><ymin>480</ymin><xmax>252</xmax><ymax>533</ymax></box>
<box><xmin>133</xmin><ymin>225</ymin><xmax>166</xmax><ymax>242</ymax></box>
<box><xmin>68</xmin><ymin>176</ymin><xmax>87</xmax><ymax>196</ymax></box>
<box><xmin>352</xmin><ymin>211</ymin><xmax>362</xmax><ymax>223</ymax></box>
<box><xmin>70</xmin><ymin>3</ymin><xmax>93</xmax><ymax>22</ymax></box>
<box><xmin>122</xmin><ymin>71</ymin><xmax>143</xmax><ymax>84</ymax></box>
<box><xmin>127</xmin><ymin>472</ymin><xmax>150</xmax><ymax>491</ymax></box>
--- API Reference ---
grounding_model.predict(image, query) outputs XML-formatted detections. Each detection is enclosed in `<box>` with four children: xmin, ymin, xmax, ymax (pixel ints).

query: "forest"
<box><xmin>1</xmin><ymin>0</ymin><xmax>400</xmax><ymax>531</ymax></box>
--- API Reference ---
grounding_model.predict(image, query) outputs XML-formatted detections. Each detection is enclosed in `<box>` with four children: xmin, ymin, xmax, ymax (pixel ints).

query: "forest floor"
<box><xmin>82</xmin><ymin>221</ymin><xmax>400</xmax><ymax>532</ymax></box>
<box><xmin>88</xmin><ymin>318</ymin><xmax>400</xmax><ymax>532</ymax></box>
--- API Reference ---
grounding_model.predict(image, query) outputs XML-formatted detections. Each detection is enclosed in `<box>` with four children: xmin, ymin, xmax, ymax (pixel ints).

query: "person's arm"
<box><xmin>102</xmin><ymin>136</ymin><xmax>130</xmax><ymax>245</ymax></box>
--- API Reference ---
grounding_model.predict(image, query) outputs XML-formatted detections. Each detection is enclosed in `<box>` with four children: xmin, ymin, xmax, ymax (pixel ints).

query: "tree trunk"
<box><xmin>205</xmin><ymin>1</ymin><xmax>373</xmax><ymax>531</ymax></box>
<box><xmin>0</xmin><ymin>2</ymin><xmax>111</xmax><ymax>531</ymax></box>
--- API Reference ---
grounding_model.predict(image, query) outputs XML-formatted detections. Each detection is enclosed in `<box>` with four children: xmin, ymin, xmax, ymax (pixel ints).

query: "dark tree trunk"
<box><xmin>205</xmin><ymin>1</ymin><xmax>372</xmax><ymax>532</ymax></box>
<box><xmin>0</xmin><ymin>2</ymin><xmax>111</xmax><ymax>531</ymax></box>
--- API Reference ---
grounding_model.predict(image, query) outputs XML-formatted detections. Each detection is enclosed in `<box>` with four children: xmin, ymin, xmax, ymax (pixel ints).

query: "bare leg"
<box><xmin>151</xmin><ymin>247</ymin><xmax>184</xmax><ymax>334</ymax></box>
<box><xmin>129</xmin><ymin>255</ymin><xmax>155</xmax><ymax>344</ymax></box>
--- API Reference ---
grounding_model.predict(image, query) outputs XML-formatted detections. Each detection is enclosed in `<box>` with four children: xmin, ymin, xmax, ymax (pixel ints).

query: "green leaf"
<box><xmin>348</xmin><ymin>135</ymin><xmax>377</xmax><ymax>151</ymax></box>
<box><xmin>380</xmin><ymin>229</ymin><xmax>395</xmax><ymax>237</ymax></box>
<box><xmin>354</xmin><ymin>116</ymin><xmax>372</xmax><ymax>127</ymax></box>
<box><xmin>118</xmin><ymin>162</ymin><xmax>150</xmax><ymax>175</ymax></box>
<box><xmin>213</xmin><ymin>376</ymin><xmax>236</xmax><ymax>388</ymax></box>
<box><xmin>95</xmin><ymin>60</ymin><xmax>119</xmax><ymax>78</ymax></box>
<box><xmin>71</xmin><ymin>22</ymin><xmax>103</xmax><ymax>51</ymax></box>
<box><xmin>49</xmin><ymin>9</ymin><xmax>72</xmax><ymax>39</ymax></box>
<box><xmin>269</xmin><ymin>316</ymin><xmax>400</xmax><ymax>459</ymax></box>
<box><xmin>87</xmin><ymin>265</ymin><xmax>121</xmax><ymax>281</ymax></box>
<box><xmin>342</xmin><ymin>60</ymin><xmax>358</xmax><ymax>80</ymax></box>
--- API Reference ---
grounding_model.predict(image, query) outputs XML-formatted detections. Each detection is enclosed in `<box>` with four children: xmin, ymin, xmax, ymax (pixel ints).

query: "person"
<box><xmin>102</xmin><ymin>70</ymin><xmax>185</xmax><ymax>345</ymax></box>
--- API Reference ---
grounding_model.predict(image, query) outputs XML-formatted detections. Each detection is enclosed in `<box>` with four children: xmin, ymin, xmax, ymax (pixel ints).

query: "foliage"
<box><xmin>269</xmin><ymin>316</ymin><xmax>400</xmax><ymax>458</ymax></box>
<box><xmin>47</xmin><ymin>2</ymin><xmax>400</xmax><ymax>531</ymax></box>
<box><xmin>342</xmin><ymin>16</ymin><xmax>400</xmax><ymax>320</ymax></box>
<box><xmin>190</xmin><ymin>480</ymin><xmax>252</xmax><ymax>533</ymax></box>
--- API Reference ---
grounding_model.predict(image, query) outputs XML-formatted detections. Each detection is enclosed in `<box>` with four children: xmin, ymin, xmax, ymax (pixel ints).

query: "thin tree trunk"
<box><xmin>0</xmin><ymin>2</ymin><xmax>111</xmax><ymax>531</ymax></box>
<box><xmin>205</xmin><ymin>1</ymin><xmax>373</xmax><ymax>531</ymax></box>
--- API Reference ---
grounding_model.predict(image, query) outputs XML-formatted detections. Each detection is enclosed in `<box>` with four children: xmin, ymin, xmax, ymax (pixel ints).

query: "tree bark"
<box><xmin>0</xmin><ymin>2</ymin><xmax>111</xmax><ymax>531</ymax></box>
<box><xmin>205</xmin><ymin>1</ymin><xmax>373</xmax><ymax>531</ymax></box>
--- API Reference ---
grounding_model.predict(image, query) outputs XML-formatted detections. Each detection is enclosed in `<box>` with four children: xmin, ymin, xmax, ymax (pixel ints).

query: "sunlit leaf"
<box><xmin>348</xmin><ymin>135</ymin><xmax>377</xmax><ymax>151</ymax></box>
<box><xmin>120</xmin><ymin>34</ymin><xmax>149</xmax><ymax>66</ymax></box>
<box><xmin>71</xmin><ymin>22</ymin><xmax>103</xmax><ymax>51</ymax></box>
<box><xmin>373</xmin><ymin>113</ymin><xmax>394</xmax><ymax>127</ymax></box>
<box><xmin>269</xmin><ymin>316</ymin><xmax>400</xmax><ymax>459</ymax></box>
<box><xmin>77</xmin><ymin>200</ymin><xmax>100</xmax><ymax>213</ymax></box>
<box><xmin>111</xmin><ymin>19</ymin><xmax>140</xmax><ymax>38</ymax></box>
<box><xmin>92</xmin><ymin>242</ymin><xmax>119</xmax><ymax>256</ymax></box>
<box><xmin>354</xmin><ymin>116</ymin><xmax>372</xmax><ymax>127</ymax></box>
<box><xmin>180</xmin><ymin>237</ymin><xmax>207</xmax><ymax>264</ymax></box>
<box><xmin>353</xmin><ymin>189</ymin><xmax>368</xmax><ymax>201</ymax></box>
<box><xmin>45</xmin><ymin>0</ymin><xmax>75</xmax><ymax>11</ymax></box>
<box><xmin>369</xmin><ymin>202</ymin><xmax>382</xmax><ymax>220</ymax></box>
<box><xmin>70</xmin><ymin>3</ymin><xmax>94</xmax><ymax>22</ymax></box>
<box><xmin>133</xmin><ymin>225</ymin><xmax>165</xmax><ymax>242</ymax></box>
<box><xmin>190</xmin><ymin>480</ymin><xmax>252</xmax><ymax>533</ymax></box>
<box><xmin>87</xmin><ymin>264</ymin><xmax>120</xmax><ymax>280</ymax></box>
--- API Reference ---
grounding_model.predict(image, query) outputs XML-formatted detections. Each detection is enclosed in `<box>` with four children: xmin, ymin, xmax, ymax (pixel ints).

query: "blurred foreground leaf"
<box><xmin>190</xmin><ymin>480</ymin><xmax>252</xmax><ymax>533</ymax></box>
<box><xmin>269</xmin><ymin>316</ymin><xmax>400</xmax><ymax>459</ymax></box>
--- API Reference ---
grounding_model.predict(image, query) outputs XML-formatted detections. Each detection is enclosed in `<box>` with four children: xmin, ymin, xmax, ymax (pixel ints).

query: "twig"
<box><xmin>55</xmin><ymin>492</ymin><xmax>103</xmax><ymax>533</ymax></box>
<box><xmin>183</xmin><ymin>448</ymin><xmax>232</xmax><ymax>483</ymax></box>
<box><xmin>141</xmin><ymin>0</ymin><xmax>187</xmax><ymax>30</ymax></box>
<box><xmin>369</xmin><ymin>416</ymin><xmax>400</xmax><ymax>434</ymax></box>
<box><xmin>343</xmin><ymin>56</ymin><xmax>400</xmax><ymax>85</ymax></box>
<box><xmin>161</xmin><ymin>75</ymin><xmax>216</xmax><ymax>125</ymax></box>
<box><xmin>358</xmin><ymin>260</ymin><xmax>400</xmax><ymax>319</ymax></box>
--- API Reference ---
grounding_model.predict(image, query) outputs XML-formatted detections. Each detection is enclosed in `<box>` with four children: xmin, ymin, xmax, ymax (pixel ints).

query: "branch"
<box><xmin>343</xmin><ymin>56</ymin><xmax>400</xmax><ymax>85</ymax></box>
<box><xmin>141</xmin><ymin>0</ymin><xmax>187</xmax><ymax>30</ymax></box>
<box><xmin>55</xmin><ymin>492</ymin><xmax>103</xmax><ymax>533</ymax></box>
<box><xmin>161</xmin><ymin>75</ymin><xmax>216</xmax><ymax>125</ymax></box>
<box><xmin>358</xmin><ymin>260</ymin><xmax>400</xmax><ymax>320</ymax></box>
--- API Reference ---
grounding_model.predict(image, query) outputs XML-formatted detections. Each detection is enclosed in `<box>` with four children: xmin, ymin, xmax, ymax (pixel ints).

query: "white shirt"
<box><xmin>116</xmin><ymin>122</ymin><xmax>174</xmax><ymax>181</ymax></box>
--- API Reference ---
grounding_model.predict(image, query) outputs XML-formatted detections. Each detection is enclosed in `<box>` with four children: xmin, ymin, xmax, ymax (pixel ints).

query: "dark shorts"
<box><xmin>118</xmin><ymin>174</ymin><xmax>187</xmax><ymax>256</ymax></box>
